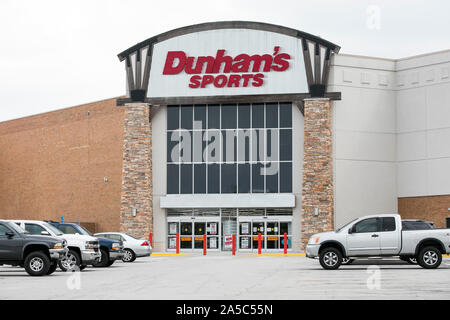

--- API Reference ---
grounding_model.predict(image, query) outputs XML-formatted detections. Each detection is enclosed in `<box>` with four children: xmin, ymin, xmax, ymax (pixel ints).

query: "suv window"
<box><xmin>0</xmin><ymin>224</ymin><xmax>11</xmax><ymax>236</ymax></box>
<box><xmin>381</xmin><ymin>217</ymin><xmax>396</xmax><ymax>232</ymax></box>
<box><xmin>25</xmin><ymin>223</ymin><xmax>47</xmax><ymax>235</ymax></box>
<box><xmin>353</xmin><ymin>218</ymin><xmax>378</xmax><ymax>233</ymax></box>
<box><xmin>58</xmin><ymin>225</ymin><xmax>79</xmax><ymax>234</ymax></box>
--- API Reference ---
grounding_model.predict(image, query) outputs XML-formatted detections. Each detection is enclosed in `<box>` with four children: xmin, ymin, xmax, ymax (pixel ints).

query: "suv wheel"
<box><xmin>92</xmin><ymin>249</ymin><xmax>109</xmax><ymax>268</ymax></box>
<box><xmin>319</xmin><ymin>247</ymin><xmax>342</xmax><ymax>270</ymax></box>
<box><xmin>418</xmin><ymin>246</ymin><xmax>442</xmax><ymax>269</ymax></box>
<box><xmin>47</xmin><ymin>262</ymin><xmax>58</xmax><ymax>275</ymax></box>
<box><xmin>58</xmin><ymin>250</ymin><xmax>81</xmax><ymax>272</ymax></box>
<box><xmin>122</xmin><ymin>249</ymin><xmax>136</xmax><ymax>263</ymax></box>
<box><xmin>24</xmin><ymin>251</ymin><xmax>51</xmax><ymax>276</ymax></box>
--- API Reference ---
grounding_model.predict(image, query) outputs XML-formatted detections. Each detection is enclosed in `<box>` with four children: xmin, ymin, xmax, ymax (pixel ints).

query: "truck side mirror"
<box><xmin>348</xmin><ymin>227</ymin><xmax>353</xmax><ymax>234</ymax></box>
<box><xmin>6</xmin><ymin>231</ymin><xmax>15</xmax><ymax>238</ymax></box>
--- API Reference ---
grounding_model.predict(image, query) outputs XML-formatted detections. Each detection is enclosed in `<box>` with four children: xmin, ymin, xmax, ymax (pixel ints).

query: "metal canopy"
<box><xmin>117</xmin><ymin>21</ymin><xmax>341</xmax><ymax>105</ymax></box>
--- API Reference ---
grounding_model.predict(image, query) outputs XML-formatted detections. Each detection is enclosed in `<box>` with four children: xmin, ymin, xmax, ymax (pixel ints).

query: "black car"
<box><xmin>400</xmin><ymin>219</ymin><xmax>436</xmax><ymax>264</ymax></box>
<box><xmin>0</xmin><ymin>220</ymin><xmax>68</xmax><ymax>276</ymax></box>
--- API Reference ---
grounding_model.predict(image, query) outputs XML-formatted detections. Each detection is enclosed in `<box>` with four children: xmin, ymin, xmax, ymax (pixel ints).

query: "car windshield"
<box><xmin>77</xmin><ymin>225</ymin><xmax>92</xmax><ymax>236</ymax></box>
<box><xmin>7</xmin><ymin>221</ymin><xmax>28</xmax><ymax>234</ymax></box>
<box><xmin>336</xmin><ymin>218</ymin><xmax>358</xmax><ymax>232</ymax></box>
<box><xmin>43</xmin><ymin>222</ymin><xmax>64</xmax><ymax>236</ymax></box>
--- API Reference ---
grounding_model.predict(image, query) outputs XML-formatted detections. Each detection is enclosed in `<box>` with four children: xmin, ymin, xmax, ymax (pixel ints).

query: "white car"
<box><xmin>94</xmin><ymin>232</ymin><xmax>152</xmax><ymax>262</ymax></box>
<box><xmin>306</xmin><ymin>213</ymin><xmax>450</xmax><ymax>270</ymax></box>
<box><xmin>11</xmin><ymin>220</ymin><xmax>101</xmax><ymax>271</ymax></box>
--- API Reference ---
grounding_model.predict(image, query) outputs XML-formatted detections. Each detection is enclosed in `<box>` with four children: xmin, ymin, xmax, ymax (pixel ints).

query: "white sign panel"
<box><xmin>148</xmin><ymin>29</ymin><xmax>307</xmax><ymax>98</ymax></box>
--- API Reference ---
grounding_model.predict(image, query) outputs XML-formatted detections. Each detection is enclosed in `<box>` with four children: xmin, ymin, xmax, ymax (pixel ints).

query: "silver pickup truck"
<box><xmin>306</xmin><ymin>214</ymin><xmax>450</xmax><ymax>269</ymax></box>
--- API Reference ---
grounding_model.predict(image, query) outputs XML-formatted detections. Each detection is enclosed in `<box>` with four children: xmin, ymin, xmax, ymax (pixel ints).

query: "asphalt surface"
<box><xmin>1</xmin><ymin>255</ymin><xmax>449</xmax><ymax>299</ymax></box>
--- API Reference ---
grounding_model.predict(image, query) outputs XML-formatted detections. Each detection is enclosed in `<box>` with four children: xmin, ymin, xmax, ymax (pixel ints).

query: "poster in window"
<box><xmin>241</xmin><ymin>222</ymin><xmax>249</xmax><ymax>235</ymax></box>
<box><xmin>168</xmin><ymin>237</ymin><xmax>176</xmax><ymax>249</ymax></box>
<box><xmin>241</xmin><ymin>237</ymin><xmax>249</xmax><ymax>249</ymax></box>
<box><xmin>169</xmin><ymin>223</ymin><xmax>177</xmax><ymax>235</ymax></box>
<box><xmin>209</xmin><ymin>223</ymin><xmax>217</xmax><ymax>235</ymax></box>
<box><xmin>210</xmin><ymin>237</ymin><xmax>217</xmax><ymax>249</ymax></box>
<box><xmin>224</xmin><ymin>234</ymin><xmax>233</xmax><ymax>249</ymax></box>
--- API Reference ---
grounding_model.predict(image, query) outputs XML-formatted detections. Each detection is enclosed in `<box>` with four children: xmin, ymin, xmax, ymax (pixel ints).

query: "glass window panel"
<box><xmin>180</xmin><ymin>164</ymin><xmax>192</xmax><ymax>194</ymax></box>
<box><xmin>167</xmin><ymin>105</ymin><xmax>179</xmax><ymax>130</ymax></box>
<box><xmin>207</xmin><ymin>164</ymin><xmax>220</xmax><ymax>194</ymax></box>
<box><xmin>238</xmin><ymin>163</ymin><xmax>250</xmax><ymax>193</ymax></box>
<box><xmin>280</xmin><ymin>129</ymin><xmax>292</xmax><ymax>161</ymax></box>
<box><xmin>167</xmin><ymin>132</ymin><xmax>179</xmax><ymax>163</ymax></box>
<box><xmin>221</xmin><ymin>164</ymin><xmax>237</xmax><ymax>193</ymax></box>
<box><xmin>167</xmin><ymin>164</ymin><xmax>179</xmax><ymax>194</ymax></box>
<box><xmin>205</xmin><ymin>130</ymin><xmax>221</xmax><ymax>163</ymax></box>
<box><xmin>194</xmin><ymin>164</ymin><xmax>206</xmax><ymax>194</ymax></box>
<box><xmin>221</xmin><ymin>104</ymin><xmax>237</xmax><ymax>129</ymax></box>
<box><xmin>237</xmin><ymin>130</ymin><xmax>251</xmax><ymax>162</ymax></box>
<box><xmin>252</xmin><ymin>163</ymin><xmax>264</xmax><ymax>193</ymax></box>
<box><xmin>251</xmin><ymin>129</ymin><xmax>265</xmax><ymax>162</ymax></box>
<box><xmin>238</xmin><ymin>104</ymin><xmax>250</xmax><ymax>128</ymax></box>
<box><xmin>279</xmin><ymin>102</ymin><xmax>292</xmax><ymax>128</ymax></box>
<box><xmin>222</xmin><ymin>130</ymin><xmax>237</xmax><ymax>163</ymax></box>
<box><xmin>266</xmin><ymin>103</ymin><xmax>278</xmax><ymax>128</ymax></box>
<box><xmin>180</xmin><ymin>105</ymin><xmax>193</xmax><ymax>130</ymax></box>
<box><xmin>194</xmin><ymin>105</ymin><xmax>206</xmax><ymax>130</ymax></box>
<box><xmin>179</xmin><ymin>131</ymin><xmax>192</xmax><ymax>163</ymax></box>
<box><xmin>252</xmin><ymin>103</ymin><xmax>264</xmax><ymax>128</ymax></box>
<box><xmin>354</xmin><ymin>218</ymin><xmax>378</xmax><ymax>233</ymax></box>
<box><xmin>265</xmin><ymin>162</ymin><xmax>279</xmax><ymax>193</ymax></box>
<box><xmin>280</xmin><ymin>162</ymin><xmax>292</xmax><ymax>193</ymax></box>
<box><xmin>266</xmin><ymin>129</ymin><xmax>279</xmax><ymax>161</ymax></box>
<box><xmin>192</xmin><ymin>131</ymin><xmax>205</xmax><ymax>163</ymax></box>
<box><xmin>208</xmin><ymin>104</ymin><xmax>220</xmax><ymax>129</ymax></box>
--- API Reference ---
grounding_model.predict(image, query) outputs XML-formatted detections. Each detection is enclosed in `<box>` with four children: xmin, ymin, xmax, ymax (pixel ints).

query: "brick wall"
<box><xmin>301</xmin><ymin>98</ymin><xmax>334</xmax><ymax>250</ymax></box>
<box><xmin>119</xmin><ymin>104</ymin><xmax>153</xmax><ymax>239</ymax></box>
<box><xmin>0</xmin><ymin>98</ymin><xmax>125</xmax><ymax>232</ymax></box>
<box><xmin>398</xmin><ymin>195</ymin><xmax>450</xmax><ymax>228</ymax></box>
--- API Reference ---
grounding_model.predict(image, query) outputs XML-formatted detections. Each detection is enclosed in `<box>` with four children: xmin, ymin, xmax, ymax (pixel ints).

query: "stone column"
<box><xmin>301</xmin><ymin>98</ymin><xmax>334</xmax><ymax>251</ymax></box>
<box><xmin>120</xmin><ymin>103</ymin><xmax>153</xmax><ymax>239</ymax></box>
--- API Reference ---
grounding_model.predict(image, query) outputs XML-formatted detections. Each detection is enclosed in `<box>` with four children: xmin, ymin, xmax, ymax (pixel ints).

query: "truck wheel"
<box><xmin>47</xmin><ymin>262</ymin><xmax>58</xmax><ymax>275</ymax></box>
<box><xmin>319</xmin><ymin>247</ymin><xmax>342</xmax><ymax>270</ymax></box>
<box><xmin>417</xmin><ymin>246</ymin><xmax>442</xmax><ymax>269</ymax></box>
<box><xmin>342</xmin><ymin>258</ymin><xmax>354</xmax><ymax>265</ymax></box>
<box><xmin>122</xmin><ymin>249</ymin><xmax>136</xmax><ymax>262</ymax></box>
<box><xmin>58</xmin><ymin>250</ymin><xmax>81</xmax><ymax>272</ymax></box>
<box><xmin>24</xmin><ymin>251</ymin><xmax>51</xmax><ymax>276</ymax></box>
<box><xmin>92</xmin><ymin>249</ymin><xmax>109</xmax><ymax>268</ymax></box>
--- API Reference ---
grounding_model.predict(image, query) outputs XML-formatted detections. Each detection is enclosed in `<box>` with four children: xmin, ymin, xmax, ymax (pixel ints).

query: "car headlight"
<box><xmin>53</xmin><ymin>242</ymin><xmax>63</xmax><ymax>249</ymax></box>
<box><xmin>85</xmin><ymin>241</ymin><xmax>98</xmax><ymax>250</ymax></box>
<box><xmin>112</xmin><ymin>242</ymin><xmax>120</xmax><ymax>250</ymax></box>
<box><xmin>309</xmin><ymin>237</ymin><xmax>320</xmax><ymax>244</ymax></box>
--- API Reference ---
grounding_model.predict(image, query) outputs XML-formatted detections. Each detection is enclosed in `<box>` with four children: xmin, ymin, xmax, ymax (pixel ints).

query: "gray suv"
<box><xmin>0</xmin><ymin>220</ymin><xmax>68</xmax><ymax>276</ymax></box>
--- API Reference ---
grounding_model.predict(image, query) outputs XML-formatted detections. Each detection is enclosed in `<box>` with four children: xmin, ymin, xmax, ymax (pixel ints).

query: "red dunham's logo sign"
<box><xmin>163</xmin><ymin>46</ymin><xmax>291</xmax><ymax>89</ymax></box>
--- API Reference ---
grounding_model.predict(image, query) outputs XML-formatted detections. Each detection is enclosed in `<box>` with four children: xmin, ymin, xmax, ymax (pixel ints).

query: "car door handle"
<box><xmin>371</xmin><ymin>234</ymin><xmax>379</xmax><ymax>238</ymax></box>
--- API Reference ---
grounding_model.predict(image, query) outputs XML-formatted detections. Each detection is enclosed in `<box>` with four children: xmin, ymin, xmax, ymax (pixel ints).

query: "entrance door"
<box><xmin>167</xmin><ymin>217</ymin><xmax>220</xmax><ymax>251</ymax></box>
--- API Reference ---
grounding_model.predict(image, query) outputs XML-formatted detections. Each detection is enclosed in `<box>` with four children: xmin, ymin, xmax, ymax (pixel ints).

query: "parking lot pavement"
<box><xmin>1</xmin><ymin>255</ymin><xmax>450</xmax><ymax>300</ymax></box>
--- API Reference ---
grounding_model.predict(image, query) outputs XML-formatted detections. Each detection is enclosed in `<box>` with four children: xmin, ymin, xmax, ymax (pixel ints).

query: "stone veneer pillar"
<box><xmin>120</xmin><ymin>103</ymin><xmax>153</xmax><ymax>239</ymax></box>
<box><xmin>301</xmin><ymin>98</ymin><xmax>334</xmax><ymax>251</ymax></box>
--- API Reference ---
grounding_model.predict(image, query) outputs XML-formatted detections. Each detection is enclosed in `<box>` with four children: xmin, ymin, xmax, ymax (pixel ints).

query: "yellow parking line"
<box><xmin>239</xmin><ymin>253</ymin><xmax>306</xmax><ymax>257</ymax></box>
<box><xmin>152</xmin><ymin>253</ymin><xmax>191</xmax><ymax>257</ymax></box>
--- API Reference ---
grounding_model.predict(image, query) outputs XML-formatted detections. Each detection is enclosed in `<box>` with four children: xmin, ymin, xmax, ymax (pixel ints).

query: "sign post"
<box><xmin>203</xmin><ymin>234</ymin><xmax>207</xmax><ymax>256</ymax></box>
<box><xmin>232</xmin><ymin>234</ymin><xmax>236</xmax><ymax>256</ymax></box>
<box><xmin>149</xmin><ymin>233</ymin><xmax>153</xmax><ymax>248</ymax></box>
<box><xmin>176</xmin><ymin>233</ymin><xmax>180</xmax><ymax>254</ymax></box>
<box><xmin>258</xmin><ymin>233</ymin><xmax>262</xmax><ymax>255</ymax></box>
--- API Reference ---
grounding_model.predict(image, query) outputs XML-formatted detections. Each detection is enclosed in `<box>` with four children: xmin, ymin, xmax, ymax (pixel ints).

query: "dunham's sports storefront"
<box><xmin>117</xmin><ymin>21</ymin><xmax>341</xmax><ymax>252</ymax></box>
<box><xmin>1</xmin><ymin>21</ymin><xmax>449</xmax><ymax>252</ymax></box>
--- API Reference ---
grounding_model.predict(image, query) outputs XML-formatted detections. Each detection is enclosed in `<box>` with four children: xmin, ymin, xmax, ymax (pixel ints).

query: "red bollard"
<box><xmin>258</xmin><ymin>233</ymin><xmax>262</xmax><ymax>255</ymax></box>
<box><xmin>284</xmin><ymin>233</ymin><xmax>287</xmax><ymax>254</ymax></box>
<box><xmin>203</xmin><ymin>234</ymin><xmax>207</xmax><ymax>256</ymax></box>
<box><xmin>149</xmin><ymin>233</ymin><xmax>153</xmax><ymax>248</ymax></box>
<box><xmin>232</xmin><ymin>234</ymin><xmax>236</xmax><ymax>256</ymax></box>
<box><xmin>176</xmin><ymin>233</ymin><xmax>180</xmax><ymax>254</ymax></box>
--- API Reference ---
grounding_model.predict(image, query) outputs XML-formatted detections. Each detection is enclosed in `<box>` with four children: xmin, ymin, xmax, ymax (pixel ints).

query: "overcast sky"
<box><xmin>0</xmin><ymin>0</ymin><xmax>449</xmax><ymax>122</ymax></box>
